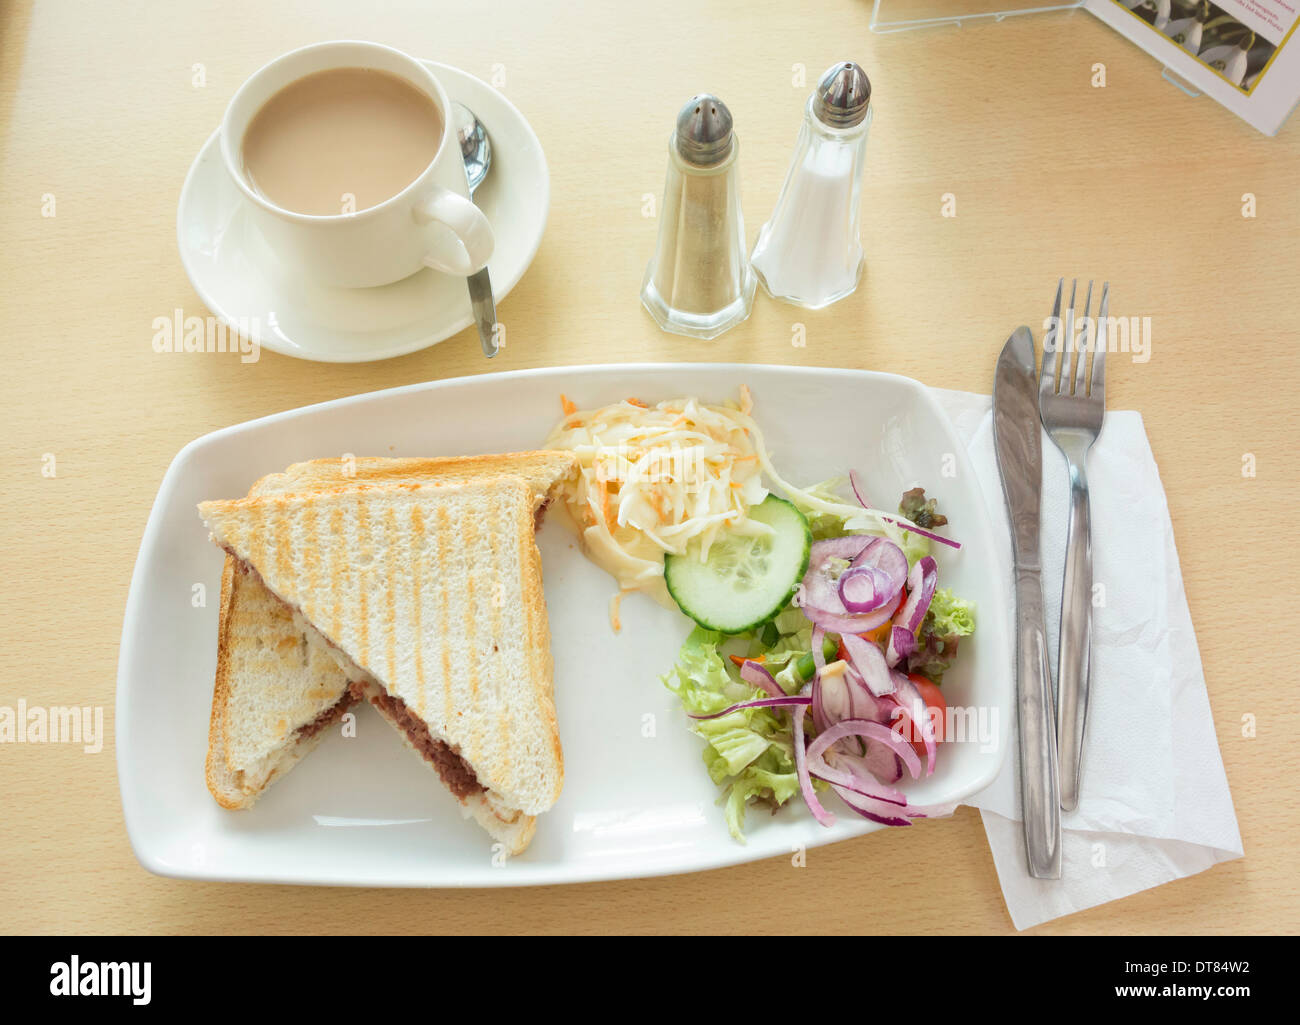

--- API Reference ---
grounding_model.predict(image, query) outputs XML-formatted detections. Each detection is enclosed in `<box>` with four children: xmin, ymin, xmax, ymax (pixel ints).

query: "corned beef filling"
<box><xmin>349</xmin><ymin>682</ymin><xmax>484</xmax><ymax>799</ymax></box>
<box><xmin>295</xmin><ymin>690</ymin><xmax>360</xmax><ymax>741</ymax></box>
<box><xmin>533</xmin><ymin>497</ymin><xmax>551</xmax><ymax>531</ymax></box>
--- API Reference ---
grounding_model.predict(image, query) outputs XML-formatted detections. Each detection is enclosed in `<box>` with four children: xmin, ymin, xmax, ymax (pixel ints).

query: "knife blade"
<box><xmin>992</xmin><ymin>325</ymin><xmax>1062</xmax><ymax>880</ymax></box>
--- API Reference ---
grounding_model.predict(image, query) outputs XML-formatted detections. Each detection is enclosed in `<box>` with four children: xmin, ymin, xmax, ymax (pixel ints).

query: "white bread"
<box><xmin>205</xmin><ymin>557</ymin><xmax>356</xmax><ymax>808</ymax></box>
<box><xmin>205</xmin><ymin>452</ymin><xmax>577</xmax><ymax>810</ymax></box>
<box><xmin>199</xmin><ymin>478</ymin><xmax>565</xmax><ymax>828</ymax></box>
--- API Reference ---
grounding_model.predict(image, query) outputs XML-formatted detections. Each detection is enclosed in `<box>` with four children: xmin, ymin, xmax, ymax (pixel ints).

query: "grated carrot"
<box><xmin>598</xmin><ymin>478</ymin><xmax>614</xmax><ymax>529</ymax></box>
<box><xmin>625</xmin><ymin>397</ymin><xmax>649</xmax><ymax>408</ymax></box>
<box><xmin>729</xmin><ymin>654</ymin><xmax>765</xmax><ymax>668</ymax></box>
<box><xmin>863</xmin><ymin>621</ymin><xmax>892</xmax><ymax>645</ymax></box>
<box><xmin>560</xmin><ymin>394</ymin><xmax>578</xmax><ymax>416</ymax></box>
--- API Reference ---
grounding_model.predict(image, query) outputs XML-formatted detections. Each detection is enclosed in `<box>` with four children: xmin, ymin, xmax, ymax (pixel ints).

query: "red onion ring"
<box><xmin>739</xmin><ymin>658</ymin><xmax>784</xmax><ymax>698</ymax></box>
<box><xmin>799</xmin><ymin>592</ymin><xmax>901</xmax><ymax>635</ymax></box>
<box><xmin>896</xmin><ymin>556</ymin><xmax>938</xmax><ymax>634</ymax></box>
<box><xmin>806</xmin><ymin>718</ymin><xmax>922</xmax><ymax>779</ymax></box>
<box><xmin>849</xmin><ymin>536</ymin><xmax>909</xmax><ymax>593</ymax></box>
<box><xmin>839</xmin><ymin>632</ymin><xmax>897</xmax><ymax>698</ymax></box>
<box><xmin>831</xmin><ymin>784</ymin><xmax>915</xmax><ymax>826</ymax></box>
<box><xmin>886</xmin><ymin>625</ymin><xmax>918</xmax><ymax>668</ymax></box>
<box><xmin>890</xmin><ymin>671</ymin><xmax>937</xmax><ymax>776</ymax></box>
<box><xmin>837</xmin><ymin>565</ymin><xmax>894</xmax><ymax>613</ymax></box>
<box><xmin>849</xmin><ymin>469</ymin><xmax>872</xmax><ymax>511</ymax></box>
<box><xmin>792</xmin><ymin>703</ymin><xmax>835</xmax><ymax>827</ymax></box>
<box><xmin>882</xmin><ymin>516</ymin><xmax>962</xmax><ymax>551</ymax></box>
<box><xmin>688</xmin><ymin>695</ymin><xmax>811</xmax><ymax>720</ymax></box>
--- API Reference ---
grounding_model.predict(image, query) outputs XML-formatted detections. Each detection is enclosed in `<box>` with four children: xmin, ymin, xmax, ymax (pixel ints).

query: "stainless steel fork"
<box><xmin>1038</xmin><ymin>278</ymin><xmax>1108</xmax><ymax>813</ymax></box>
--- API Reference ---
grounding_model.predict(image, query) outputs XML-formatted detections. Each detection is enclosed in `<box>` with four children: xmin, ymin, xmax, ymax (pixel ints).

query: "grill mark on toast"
<box><xmin>274</xmin><ymin>494</ymin><xmax>291</xmax><ymax>591</ymax></box>
<box><xmin>329</xmin><ymin>504</ymin><xmax>344</xmax><ymax>641</ymax></box>
<box><xmin>303</xmin><ymin>502</ymin><xmax>318</xmax><ymax>599</ymax></box>
<box><xmin>248</xmin><ymin>500</ymin><xmax>269</xmax><ymax>586</ymax></box>
<box><xmin>437</xmin><ymin>503</ymin><xmax>453</xmax><ymax>732</ymax></box>
<box><xmin>411</xmin><ymin>503</ymin><xmax>427</xmax><ymax>712</ymax></box>
<box><xmin>356</xmin><ymin>496</ymin><xmax>370</xmax><ymax>669</ymax></box>
<box><xmin>464</xmin><ymin>513</ymin><xmax>478</xmax><ymax>706</ymax></box>
<box><xmin>462</xmin><ymin>506</ymin><xmax>480</xmax><ymax>764</ymax></box>
<box><xmin>384</xmin><ymin>504</ymin><xmax>398</xmax><ymax>689</ymax></box>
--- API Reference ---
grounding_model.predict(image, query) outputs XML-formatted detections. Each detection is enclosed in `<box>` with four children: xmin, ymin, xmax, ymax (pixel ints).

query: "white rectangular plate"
<box><xmin>117</xmin><ymin>363</ymin><xmax>1010</xmax><ymax>887</ymax></box>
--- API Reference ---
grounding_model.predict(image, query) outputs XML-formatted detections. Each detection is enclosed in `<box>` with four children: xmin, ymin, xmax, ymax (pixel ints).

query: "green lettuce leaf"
<box><xmin>898</xmin><ymin>529</ymin><xmax>931</xmax><ymax>569</ymax></box>
<box><xmin>928</xmin><ymin>588</ymin><xmax>976</xmax><ymax>638</ymax></box>
<box><xmin>661</xmin><ymin>627</ymin><xmax>803</xmax><ymax>841</ymax></box>
<box><xmin>909</xmin><ymin>588</ymin><xmax>976</xmax><ymax>683</ymax></box>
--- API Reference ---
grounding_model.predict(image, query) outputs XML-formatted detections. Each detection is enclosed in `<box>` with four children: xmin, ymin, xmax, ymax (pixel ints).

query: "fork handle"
<box><xmin>1057</xmin><ymin>463</ymin><xmax>1093</xmax><ymax>813</ymax></box>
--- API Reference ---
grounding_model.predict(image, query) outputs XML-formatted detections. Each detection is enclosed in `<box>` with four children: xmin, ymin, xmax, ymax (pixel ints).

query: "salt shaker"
<box><xmin>641</xmin><ymin>94</ymin><xmax>755</xmax><ymax>339</ymax></box>
<box><xmin>750</xmin><ymin>62</ymin><xmax>872</xmax><ymax>309</ymax></box>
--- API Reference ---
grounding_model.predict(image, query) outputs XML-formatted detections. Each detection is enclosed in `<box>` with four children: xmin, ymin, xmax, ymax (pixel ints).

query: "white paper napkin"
<box><xmin>932</xmin><ymin>389</ymin><xmax>1243</xmax><ymax>930</ymax></box>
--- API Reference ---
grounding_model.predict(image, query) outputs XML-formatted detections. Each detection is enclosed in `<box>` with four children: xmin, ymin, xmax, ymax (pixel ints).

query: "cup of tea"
<box><xmin>220</xmin><ymin>40</ymin><xmax>493</xmax><ymax>288</ymax></box>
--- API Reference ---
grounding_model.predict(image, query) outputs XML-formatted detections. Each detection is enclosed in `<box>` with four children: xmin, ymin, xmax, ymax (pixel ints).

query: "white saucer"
<box><xmin>176</xmin><ymin>61</ymin><xmax>549</xmax><ymax>363</ymax></box>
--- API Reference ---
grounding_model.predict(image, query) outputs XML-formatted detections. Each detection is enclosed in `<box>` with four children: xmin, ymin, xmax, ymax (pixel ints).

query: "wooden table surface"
<box><xmin>2</xmin><ymin>0</ymin><xmax>1295</xmax><ymax>935</ymax></box>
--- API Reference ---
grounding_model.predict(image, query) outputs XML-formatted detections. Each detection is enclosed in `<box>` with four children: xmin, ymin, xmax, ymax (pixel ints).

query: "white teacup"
<box><xmin>220</xmin><ymin>40</ymin><xmax>493</xmax><ymax>288</ymax></box>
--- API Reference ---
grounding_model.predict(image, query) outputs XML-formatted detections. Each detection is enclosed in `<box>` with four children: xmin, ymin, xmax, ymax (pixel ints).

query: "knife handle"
<box><xmin>1014</xmin><ymin>565</ymin><xmax>1062</xmax><ymax>879</ymax></box>
<box><xmin>1056</xmin><ymin>467</ymin><xmax>1092</xmax><ymax>813</ymax></box>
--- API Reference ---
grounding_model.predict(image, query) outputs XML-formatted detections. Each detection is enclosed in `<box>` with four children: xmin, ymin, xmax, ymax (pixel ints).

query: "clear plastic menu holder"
<box><xmin>870</xmin><ymin>0</ymin><xmax>1083</xmax><ymax>33</ymax></box>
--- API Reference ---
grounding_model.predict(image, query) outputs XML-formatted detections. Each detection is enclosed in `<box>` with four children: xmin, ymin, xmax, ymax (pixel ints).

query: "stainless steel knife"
<box><xmin>992</xmin><ymin>325</ymin><xmax>1062</xmax><ymax>879</ymax></box>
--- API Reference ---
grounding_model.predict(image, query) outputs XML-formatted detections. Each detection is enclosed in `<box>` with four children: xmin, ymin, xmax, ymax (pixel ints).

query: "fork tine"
<box><xmin>1041</xmin><ymin>277</ymin><xmax>1062</xmax><ymax>396</ymax></box>
<box><xmin>1063</xmin><ymin>279</ymin><xmax>1078</xmax><ymax>394</ymax></box>
<box><xmin>1074</xmin><ymin>280</ymin><xmax>1093</xmax><ymax>395</ymax></box>
<box><xmin>1091</xmin><ymin>282</ymin><xmax>1108</xmax><ymax>398</ymax></box>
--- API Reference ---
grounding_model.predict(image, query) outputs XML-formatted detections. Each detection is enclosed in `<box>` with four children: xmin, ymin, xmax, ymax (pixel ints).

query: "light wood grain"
<box><xmin>1</xmin><ymin>0</ymin><xmax>1295</xmax><ymax>935</ymax></box>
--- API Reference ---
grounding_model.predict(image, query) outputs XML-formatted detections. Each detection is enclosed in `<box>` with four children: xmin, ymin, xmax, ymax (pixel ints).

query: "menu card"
<box><xmin>1085</xmin><ymin>0</ymin><xmax>1300</xmax><ymax>133</ymax></box>
<box><xmin>871</xmin><ymin>0</ymin><xmax>1300</xmax><ymax>134</ymax></box>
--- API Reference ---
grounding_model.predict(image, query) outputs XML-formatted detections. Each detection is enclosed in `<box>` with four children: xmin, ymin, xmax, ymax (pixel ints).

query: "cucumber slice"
<box><xmin>664</xmin><ymin>495</ymin><xmax>811</xmax><ymax>634</ymax></box>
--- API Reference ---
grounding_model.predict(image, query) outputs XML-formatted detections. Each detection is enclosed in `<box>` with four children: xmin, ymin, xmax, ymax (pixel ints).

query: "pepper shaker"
<box><xmin>750</xmin><ymin>62</ymin><xmax>873</xmax><ymax>309</ymax></box>
<box><xmin>641</xmin><ymin>94</ymin><xmax>755</xmax><ymax>339</ymax></box>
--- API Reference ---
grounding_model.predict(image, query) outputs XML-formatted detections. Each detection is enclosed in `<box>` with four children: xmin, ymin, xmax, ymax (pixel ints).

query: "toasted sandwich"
<box><xmin>202</xmin><ymin>453</ymin><xmax>576</xmax><ymax>832</ymax></box>
<box><xmin>200</xmin><ymin>475</ymin><xmax>567</xmax><ymax>854</ymax></box>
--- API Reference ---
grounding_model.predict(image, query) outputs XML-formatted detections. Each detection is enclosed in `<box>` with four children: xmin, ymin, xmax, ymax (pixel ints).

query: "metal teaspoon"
<box><xmin>452</xmin><ymin>102</ymin><xmax>499</xmax><ymax>358</ymax></box>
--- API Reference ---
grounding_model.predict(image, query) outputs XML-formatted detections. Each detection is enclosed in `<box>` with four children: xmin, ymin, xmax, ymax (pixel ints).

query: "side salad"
<box><xmin>661</xmin><ymin>480</ymin><xmax>975</xmax><ymax>841</ymax></box>
<box><xmin>542</xmin><ymin>390</ymin><xmax>976</xmax><ymax>843</ymax></box>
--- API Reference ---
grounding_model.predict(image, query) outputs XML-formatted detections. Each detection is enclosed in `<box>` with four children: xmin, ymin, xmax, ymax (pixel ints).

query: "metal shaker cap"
<box><xmin>813</xmin><ymin>62</ymin><xmax>871</xmax><ymax>128</ymax></box>
<box><xmin>675</xmin><ymin>94</ymin><xmax>734</xmax><ymax>165</ymax></box>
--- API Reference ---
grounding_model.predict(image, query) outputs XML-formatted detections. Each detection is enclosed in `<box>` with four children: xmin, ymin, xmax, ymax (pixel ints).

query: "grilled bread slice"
<box><xmin>204</xmin><ymin>451</ymin><xmax>576</xmax><ymax>813</ymax></box>
<box><xmin>200</xmin><ymin>478</ymin><xmax>564</xmax><ymax>853</ymax></box>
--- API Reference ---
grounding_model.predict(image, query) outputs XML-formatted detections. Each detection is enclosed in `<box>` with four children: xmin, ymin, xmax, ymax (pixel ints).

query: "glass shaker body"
<box><xmin>641</xmin><ymin>136</ymin><xmax>755</xmax><ymax>340</ymax></box>
<box><xmin>750</xmin><ymin>99</ymin><xmax>872</xmax><ymax>310</ymax></box>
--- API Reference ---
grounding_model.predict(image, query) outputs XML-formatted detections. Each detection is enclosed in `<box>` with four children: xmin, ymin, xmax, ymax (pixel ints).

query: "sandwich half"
<box><xmin>203</xmin><ymin>451</ymin><xmax>576</xmax><ymax>819</ymax></box>
<box><xmin>199</xmin><ymin>476</ymin><xmax>566</xmax><ymax>854</ymax></box>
